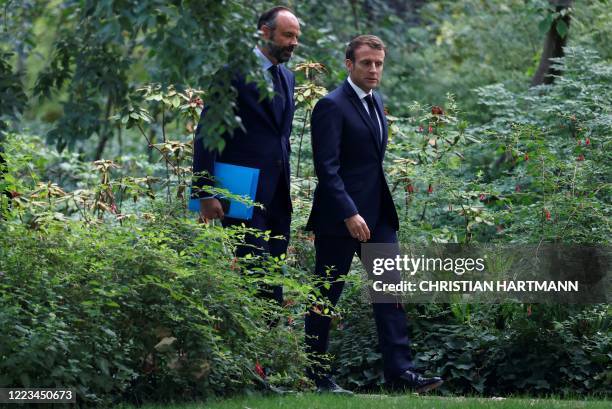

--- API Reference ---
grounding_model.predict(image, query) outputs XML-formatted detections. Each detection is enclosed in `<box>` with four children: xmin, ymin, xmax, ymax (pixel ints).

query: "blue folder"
<box><xmin>189</xmin><ymin>162</ymin><xmax>260</xmax><ymax>220</ymax></box>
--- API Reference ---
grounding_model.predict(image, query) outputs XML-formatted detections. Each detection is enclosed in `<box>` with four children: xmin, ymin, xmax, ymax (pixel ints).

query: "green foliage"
<box><xmin>381</xmin><ymin>0</ymin><xmax>544</xmax><ymax>119</ymax></box>
<box><xmin>360</xmin><ymin>46</ymin><xmax>612</xmax><ymax>246</ymax></box>
<box><xmin>0</xmin><ymin>207</ymin><xmax>310</xmax><ymax>405</ymax></box>
<box><xmin>0</xmin><ymin>92</ymin><xmax>312</xmax><ymax>405</ymax></box>
<box><xmin>329</xmin><ymin>295</ymin><xmax>611</xmax><ymax>396</ymax></box>
<box><xmin>2</xmin><ymin>0</ymin><xmax>610</xmax><ymax>158</ymax></box>
<box><xmin>470</xmin><ymin>47</ymin><xmax>611</xmax><ymax>244</ymax></box>
<box><xmin>3</xmin><ymin>0</ymin><xmax>262</xmax><ymax>154</ymax></box>
<box><xmin>572</xmin><ymin>0</ymin><xmax>612</xmax><ymax>61</ymax></box>
<box><xmin>0</xmin><ymin>52</ymin><xmax>28</xmax><ymax>132</ymax></box>
<box><xmin>1</xmin><ymin>1</ymin><xmax>610</xmax><ymax>404</ymax></box>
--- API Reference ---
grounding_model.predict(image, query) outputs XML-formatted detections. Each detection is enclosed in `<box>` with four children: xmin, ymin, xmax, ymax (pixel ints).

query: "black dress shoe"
<box><xmin>315</xmin><ymin>376</ymin><xmax>354</xmax><ymax>395</ymax></box>
<box><xmin>391</xmin><ymin>370</ymin><xmax>443</xmax><ymax>393</ymax></box>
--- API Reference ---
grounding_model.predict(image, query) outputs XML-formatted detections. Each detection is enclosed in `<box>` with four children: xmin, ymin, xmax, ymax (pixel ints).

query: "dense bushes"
<box><xmin>2</xmin><ymin>213</ymin><xmax>608</xmax><ymax>403</ymax></box>
<box><xmin>330</xmin><ymin>295</ymin><xmax>611</xmax><ymax>396</ymax></box>
<box><xmin>379</xmin><ymin>47</ymin><xmax>611</xmax><ymax>246</ymax></box>
<box><xmin>0</xmin><ymin>212</ymin><xmax>309</xmax><ymax>405</ymax></box>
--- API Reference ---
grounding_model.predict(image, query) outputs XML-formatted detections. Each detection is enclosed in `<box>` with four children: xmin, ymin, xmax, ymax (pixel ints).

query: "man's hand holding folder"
<box><xmin>199</xmin><ymin>197</ymin><xmax>224</xmax><ymax>222</ymax></box>
<box><xmin>190</xmin><ymin>162</ymin><xmax>259</xmax><ymax>221</ymax></box>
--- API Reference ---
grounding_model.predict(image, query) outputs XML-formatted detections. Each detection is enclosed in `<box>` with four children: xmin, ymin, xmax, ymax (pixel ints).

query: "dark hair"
<box><xmin>345</xmin><ymin>35</ymin><xmax>387</xmax><ymax>62</ymax></box>
<box><xmin>257</xmin><ymin>6</ymin><xmax>295</xmax><ymax>30</ymax></box>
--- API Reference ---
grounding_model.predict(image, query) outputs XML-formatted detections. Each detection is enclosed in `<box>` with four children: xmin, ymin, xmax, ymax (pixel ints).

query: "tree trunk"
<box><xmin>94</xmin><ymin>96</ymin><xmax>113</xmax><ymax>160</ymax></box>
<box><xmin>531</xmin><ymin>0</ymin><xmax>573</xmax><ymax>86</ymax></box>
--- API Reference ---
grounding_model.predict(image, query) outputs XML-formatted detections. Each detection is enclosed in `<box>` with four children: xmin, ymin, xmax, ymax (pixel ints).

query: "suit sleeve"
<box><xmin>191</xmin><ymin>70</ymin><xmax>240</xmax><ymax>199</ymax></box>
<box><xmin>191</xmin><ymin>105</ymin><xmax>218</xmax><ymax>199</ymax></box>
<box><xmin>311</xmin><ymin>97</ymin><xmax>358</xmax><ymax>220</ymax></box>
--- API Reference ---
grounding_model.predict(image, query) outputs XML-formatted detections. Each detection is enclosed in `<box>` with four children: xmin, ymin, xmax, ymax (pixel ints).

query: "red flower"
<box><xmin>585</xmin><ymin>137</ymin><xmax>591</xmax><ymax>146</ymax></box>
<box><xmin>406</xmin><ymin>184</ymin><xmax>414</xmax><ymax>193</ymax></box>
<box><xmin>524</xmin><ymin>153</ymin><xmax>529</xmax><ymax>161</ymax></box>
<box><xmin>428</xmin><ymin>126</ymin><xmax>433</xmax><ymax>133</ymax></box>
<box><xmin>417</xmin><ymin>126</ymin><xmax>423</xmax><ymax>133</ymax></box>
<box><xmin>515</xmin><ymin>184</ymin><xmax>521</xmax><ymax>193</ymax></box>
<box><xmin>577</xmin><ymin>154</ymin><xmax>585</xmax><ymax>161</ymax></box>
<box><xmin>431</xmin><ymin>105</ymin><xmax>444</xmax><ymax>116</ymax></box>
<box><xmin>544</xmin><ymin>208</ymin><xmax>551</xmax><ymax>221</ymax></box>
<box><xmin>427</xmin><ymin>184</ymin><xmax>433</xmax><ymax>194</ymax></box>
<box><xmin>254</xmin><ymin>361</ymin><xmax>266</xmax><ymax>380</ymax></box>
<box><xmin>479</xmin><ymin>194</ymin><xmax>486</xmax><ymax>201</ymax></box>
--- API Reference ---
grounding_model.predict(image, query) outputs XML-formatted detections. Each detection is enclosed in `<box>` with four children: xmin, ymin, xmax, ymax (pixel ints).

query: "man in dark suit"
<box><xmin>305</xmin><ymin>35</ymin><xmax>443</xmax><ymax>394</ymax></box>
<box><xmin>192</xmin><ymin>6</ymin><xmax>299</xmax><ymax>307</ymax></box>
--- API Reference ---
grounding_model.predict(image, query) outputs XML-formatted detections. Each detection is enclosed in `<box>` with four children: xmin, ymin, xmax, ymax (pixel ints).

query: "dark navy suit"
<box><xmin>192</xmin><ymin>61</ymin><xmax>295</xmax><ymax>304</ymax></box>
<box><xmin>305</xmin><ymin>80</ymin><xmax>413</xmax><ymax>381</ymax></box>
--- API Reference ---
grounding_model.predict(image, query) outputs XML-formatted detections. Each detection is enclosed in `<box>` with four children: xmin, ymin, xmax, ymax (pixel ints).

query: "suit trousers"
<box><xmin>304</xmin><ymin>215</ymin><xmax>414</xmax><ymax>381</ymax></box>
<box><xmin>222</xmin><ymin>172</ymin><xmax>290</xmax><ymax>305</ymax></box>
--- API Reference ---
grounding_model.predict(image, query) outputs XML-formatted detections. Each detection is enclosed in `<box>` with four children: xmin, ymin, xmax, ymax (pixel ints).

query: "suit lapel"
<box><xmin>343</xmin><ymin>81</ymin><xmax>383</xmax><ymax>157</ymax></box>
<box><xmin>246</xmin><ymin>78</ymin><xmax>279</xmax><ymax>131</ymax></box>
<box><xmin>252</xmin><ymin>71</ymin><xmax>282</xmax><ymax>133</ymax></box>
<box><xmin>373</xmin><ymin>92</ymin><xmax>388</xmax><ymax>154</ymax></box>
<box><xmin>261</xmin><ymin>95</ymin><xmax>279</xmax><ymax>130</ymax></box>
<box><xmin>262</xmin><ymin>65</ymin><xmax>291</xmax><ymax>132</ymax></box>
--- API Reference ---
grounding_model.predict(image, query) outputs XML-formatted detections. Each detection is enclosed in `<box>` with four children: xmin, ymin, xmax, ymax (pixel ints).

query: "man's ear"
<box><xmin>345</xmin><ymin>59</ymin><xmax>353</xmax><ymax>73</ymax></box>
<box><xmin>260</xmin><ymin>25</ymin><xmax>272</xmax><ymax>41</ymax></box>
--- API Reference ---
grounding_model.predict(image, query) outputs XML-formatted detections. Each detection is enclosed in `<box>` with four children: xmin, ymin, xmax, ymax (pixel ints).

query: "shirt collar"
<box><xmin>254</xmin><ymin>46</ymin><xmax>275</xmax><ymax>72</ymax></box>
<box><xmin>347</xmin><ymin>75</ymin><xmax>372</xmax><ymax>100</ymax></box>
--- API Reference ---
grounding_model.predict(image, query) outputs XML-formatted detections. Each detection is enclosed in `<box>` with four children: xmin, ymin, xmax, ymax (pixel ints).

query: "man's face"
<box><xmin>262</xmin><ymin>11</ymin><xmax>300</xmax><ymax>63</ymax></box>
<box><xmin>346</xmin><ymin>45</ymin><xmax>385</xmax><ymax>92</ymax></box>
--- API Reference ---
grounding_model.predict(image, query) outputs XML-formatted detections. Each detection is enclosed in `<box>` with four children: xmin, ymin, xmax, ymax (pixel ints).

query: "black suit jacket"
<box><xmin>306</xmin><ymin>80</ymin><xmax>399</xmax><ymax>236</ymax></box>
<box><xmin>192</xmin><ymin>64</ymin><xmax>295</xmax><ymax>210</ymax></box>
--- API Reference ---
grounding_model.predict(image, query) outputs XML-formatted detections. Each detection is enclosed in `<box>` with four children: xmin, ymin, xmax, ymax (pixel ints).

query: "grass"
<box><xmin>121</xmin><ymin>393</ymin><xmax>611</xmax><ymax>409</ymax></box>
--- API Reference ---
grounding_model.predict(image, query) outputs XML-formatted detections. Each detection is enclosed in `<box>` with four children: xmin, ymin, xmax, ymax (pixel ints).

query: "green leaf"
<box><xmin>101</xmin><ymin>327</ymin><xmax>117</xmax><ymax>338</ymax></box>
<box><xmin>556</xmin><ymin>19</ymin><xmax>568</xmax><ymax>38</ymax></box>
<box><xmin>538</xmin><ymin>15</ymin><xmax>554</xmax><ymax>35</ymax></box>
<box><xmin>97</xmin><ymin>358</ymin><xmax>110</xmax><ymax>376</ymax></box>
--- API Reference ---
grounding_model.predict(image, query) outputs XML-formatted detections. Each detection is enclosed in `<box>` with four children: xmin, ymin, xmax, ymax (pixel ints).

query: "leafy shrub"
<box><xmin>0</xmin><ymin>206</ymin><xmax>310</xmax><ymax>405</ymax></box>
<box><xmin>329</xmin><ymin>295</ymin><xmax>611</xmax><ymax>396</ymax></box>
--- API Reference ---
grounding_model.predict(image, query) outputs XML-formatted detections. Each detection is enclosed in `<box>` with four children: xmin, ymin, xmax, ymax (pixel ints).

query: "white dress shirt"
<box><xmin>347</xmin><ymin>75</ymin><xmax>383</xmax><ymax>140</ymax></box>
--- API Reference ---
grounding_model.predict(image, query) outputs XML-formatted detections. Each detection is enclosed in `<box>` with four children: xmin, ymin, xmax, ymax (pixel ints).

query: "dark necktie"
<box><xmin>268</xmin><ymin>65</ymin><xmax>286</xmax><ymax>125</ymax></box>
<box><xmin>364</xmin><ymin>94</ymin><xmax>381</xmax><ymax>143</ymax></box>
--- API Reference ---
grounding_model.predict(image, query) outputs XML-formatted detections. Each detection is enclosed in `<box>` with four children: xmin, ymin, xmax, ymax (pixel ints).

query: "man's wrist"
<box><xmin>344</xmin><ymin>212</ymin><xmax>359</xmax><ymax>222</ymax></box>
